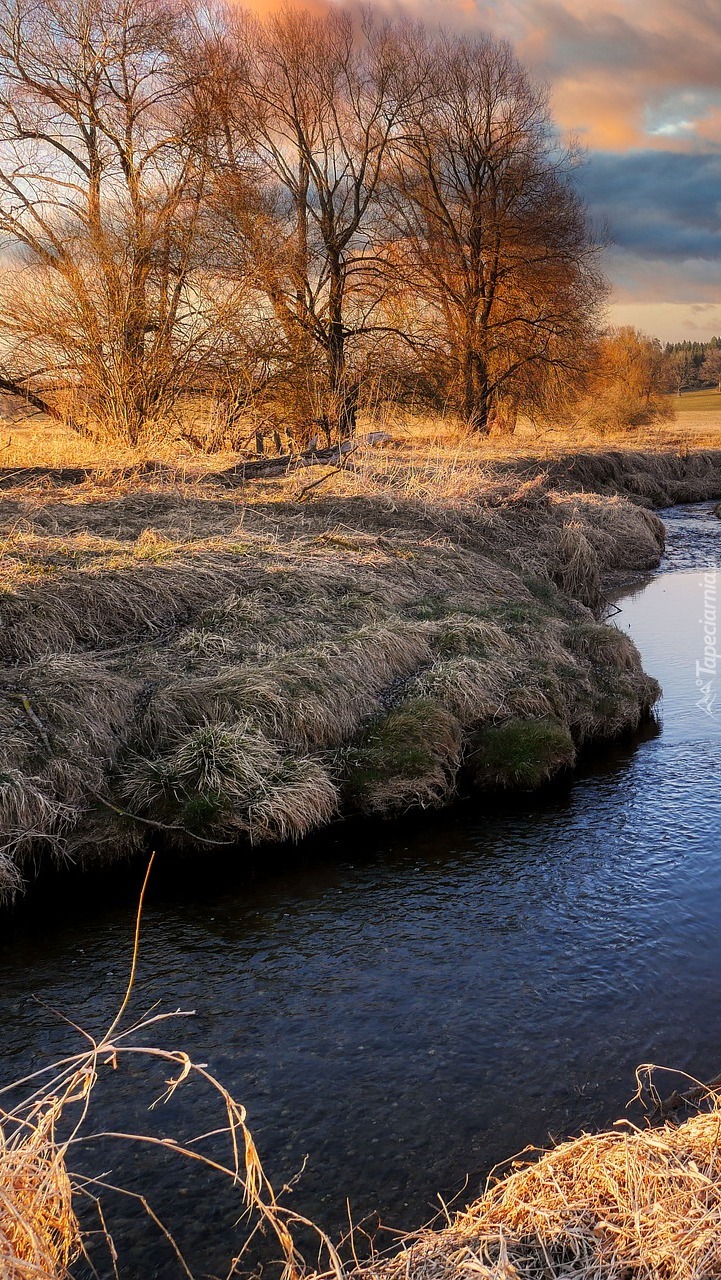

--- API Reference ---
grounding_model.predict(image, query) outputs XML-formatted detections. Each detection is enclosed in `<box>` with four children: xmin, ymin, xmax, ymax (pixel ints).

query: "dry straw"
<box><xmin>364</xmin><ymin>1074</ymin><xmax>721</xmax><ymax>1280</ymax></box>
<box><xmin>0</xmin><ymin>857</ymin><xmax>345</xmax><ymax>1280</ymax></box>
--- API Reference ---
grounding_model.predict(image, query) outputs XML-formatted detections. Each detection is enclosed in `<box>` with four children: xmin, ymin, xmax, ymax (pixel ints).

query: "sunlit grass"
<box><xmin>673</xmin><ymin>388</ymin><xmax>721</xmax><ymax>415</ymax></box>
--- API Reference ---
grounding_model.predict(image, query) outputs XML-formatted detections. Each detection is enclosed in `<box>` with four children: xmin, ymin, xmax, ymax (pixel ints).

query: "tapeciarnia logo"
<box><xmin>696</xmin><ymin>565</ymin><xmax>718</xmax><ymax>717</ymax></box>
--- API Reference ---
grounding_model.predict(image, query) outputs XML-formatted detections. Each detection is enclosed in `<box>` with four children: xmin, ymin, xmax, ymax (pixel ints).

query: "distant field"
<box><xmin>673</xmin><ymin>389</ymin><xmax>721</xmax><ymax>414</ymax></box>
<box><xmin>663</xmin><ymin>389</ymin><xmax>721</xmax><ymax>442</ymax></box>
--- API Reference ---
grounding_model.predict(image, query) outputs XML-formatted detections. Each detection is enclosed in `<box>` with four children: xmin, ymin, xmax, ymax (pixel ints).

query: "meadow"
<box><xmin>2</xmin><ymin>399</ymin><xmax>721</xmax><ymax>902</ymax></box>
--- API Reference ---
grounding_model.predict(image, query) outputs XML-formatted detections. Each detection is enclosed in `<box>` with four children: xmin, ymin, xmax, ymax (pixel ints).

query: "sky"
<box><xmin>255</xmin><ymin>0</ymin><xmax>721</xmax><ymax>343</ymax></box>
<box><xmin>405</xmin><ymin>0</ymin><xmax>721</xmax><ymax>342</ymax></box>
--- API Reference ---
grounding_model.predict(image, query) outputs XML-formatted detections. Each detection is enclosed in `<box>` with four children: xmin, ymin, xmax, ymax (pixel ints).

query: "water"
<box><xmin>2</xmin><ymin>503</ymin><xmax>721</xmax><ymax>1278</ymax></box>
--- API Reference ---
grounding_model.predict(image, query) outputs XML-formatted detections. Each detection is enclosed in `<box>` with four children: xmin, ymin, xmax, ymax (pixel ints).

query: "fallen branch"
<box><xmin>0</xmin><ymin>375</ymin><xmax>91</xmax><ymax>438</ymax></box>
<box><xmin>657</xmin><ymin>1070</ymin><xmax>721</xmax><ymax>1117</ymax></box>
<box><xmin>211</xmin><ymin>439</ymin><xmax>358</xmax><ymax>485</ymax></box>
<box><xmin>0</xmin><ymin>460</ymin><xmax>168</xmax><ymax>489</ymax></box>
<box><xmin>297</xmin><ymin>464</ymin><xmax>349</xmax><ymax>500</ymax></box>
<box><xmin>5</xmin><ymin>692</ymin><xmax>52</xmax><ymax>752</ymax></box>
<box><xmin>88</xmin><ymin>790</ymin><xmax>233</xmax><ymax>848</ymax></box>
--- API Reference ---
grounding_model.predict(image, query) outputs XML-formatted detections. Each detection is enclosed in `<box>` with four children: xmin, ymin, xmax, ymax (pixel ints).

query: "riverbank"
<box><xmin>3</xmin><ymin>439</ymin><xmax>721</xmax><ymax>901</ymax></box>
<box><xmin>361</xmin><ymin>1093</ymin><xmax>721</xmax><ymax>1280</ymax></box>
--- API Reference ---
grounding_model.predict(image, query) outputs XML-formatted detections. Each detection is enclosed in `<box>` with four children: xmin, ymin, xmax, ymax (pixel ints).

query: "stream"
<box><xmin>1</xmin><ymin>502</ymin><xmax>721</xmax><ymax>1278</ymax></box>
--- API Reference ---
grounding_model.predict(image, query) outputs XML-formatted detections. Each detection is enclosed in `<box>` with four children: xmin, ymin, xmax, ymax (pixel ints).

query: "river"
<box><xmin>1</xmin><ymin>502</ymin><xmax>720</xmax><ymax>1278</ymax></box>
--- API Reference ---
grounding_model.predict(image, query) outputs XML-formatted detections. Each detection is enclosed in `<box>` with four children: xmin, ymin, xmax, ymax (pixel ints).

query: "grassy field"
<box><xmin>4</xmin><ymin>406</ymin><xmax>721</xmax><ymax>901</ymax></box>
<box><xmin>662</xmin><ymin>388</ymin><xmax>721</xmax><ymax>442</ymax></box>
<box><xmin>674</xmin><ymin>388</ymin><xmax>721</xmax><ymax>414</ymax></box>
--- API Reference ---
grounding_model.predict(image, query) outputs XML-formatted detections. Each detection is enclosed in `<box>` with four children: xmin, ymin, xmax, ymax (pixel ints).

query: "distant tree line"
<box><xmin>663</xmin><ymin>338</ymin><xmax>721</xmax><ymax>396</ymax></box>
<box><xmin>0</xmin><ymin>0</ymin><xmax>607</xmax><ymax>446</ymax></box>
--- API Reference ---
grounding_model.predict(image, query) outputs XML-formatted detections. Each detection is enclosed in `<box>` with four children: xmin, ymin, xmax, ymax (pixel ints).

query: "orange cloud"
<box><xmin>344</xmin><ymin>0</ymin><xmax>721</xmax><ymax>153</ymax></box>
<box><xmin>231</xmin><ymin>0</ymin><xmax>721</xmax><ymax>153</ymax></box>
<box><xmin>550</xmin><ymin>79</ymin><xmax>642</xmax><ymax>149</ymax></box>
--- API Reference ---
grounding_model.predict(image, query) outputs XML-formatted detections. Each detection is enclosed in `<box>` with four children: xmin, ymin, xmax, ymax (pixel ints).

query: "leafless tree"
<box><xmin>666</xmin><ymin>349</ymin><xmax>696</xmax><ymax>397</ymax></box>
<box><xmin>384</xmin><ymin>31</ymin><xmax>605</xmax><ymax>433</ymax></box>
<box><xmin>200</xmin><ymin>4</ymin><xmax>416</xmax><ymax>439</ymax></box>
<box><xmin>701</xmin><ymin>347</ymin><xmax>721</xmax><ymax>392</ymax></box>
<box><xmin>0</xmin><ymin>4</ymin><xmax>610</xmax><ymax>447</ymax></box>
<box><xmin>0</xmin><ymin>0</ymin><xmax>219</xmax><ymax>442</ymax></box>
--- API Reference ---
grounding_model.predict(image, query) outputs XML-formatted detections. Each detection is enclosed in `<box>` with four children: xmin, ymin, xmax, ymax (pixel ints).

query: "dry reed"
<box><xmin>363</xmin><ymin>1079</ymin><xmax>721</xmax><ymax>1280</ymax></box>
<box><xmin>0</xmin><ymin>861</ymin><xmax>345</xmax><ymax>1280</ymax></box>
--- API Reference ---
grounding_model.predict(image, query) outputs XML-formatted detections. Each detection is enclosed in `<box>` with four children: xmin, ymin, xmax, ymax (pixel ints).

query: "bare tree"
<box><xmin>0</xmin><ymin>0</ymin><xmax>217</xmax><ymax>443</ymax></box>
<box><xmin>666</xmin><ymin>349</ymin><xmax>695</xmax><ymax>398</ymax></box>
<box><xmin>385</xmin><ymin>31</ymin><xmax>605</xmax><ymax>433</ymax></box>
<box><xmin>701</xmin><ymin>346</ymin><xmax>721</xmax><ymax>392</ymax></box>
<box><xmin>201</xmin><ymin>4</ymin><xmax>415</xmax><ymax>439</ymax></box>
<box><xmin>0</xmin><ymin>4</ymin><xmax>611</xmax><ymax>448</ymax></box>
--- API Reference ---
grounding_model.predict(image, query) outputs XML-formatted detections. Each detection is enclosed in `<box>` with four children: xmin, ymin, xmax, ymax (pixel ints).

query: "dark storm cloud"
<box><xmin>579</xmin><ymin>151</ymin><xmax>721</xmax><ymax>261</ymax></box>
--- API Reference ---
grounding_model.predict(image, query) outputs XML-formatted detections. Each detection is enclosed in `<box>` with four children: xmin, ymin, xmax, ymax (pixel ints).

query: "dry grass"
<box><xmin>363</xmin><ymin>1086</ymin><xmax>721</xmax><ymax>1280</ymax></box>
<box><xmin>0</xmin><ymin>867</ymin><xmax>347</xmax><ymax>1280</ymax></box>
<box><xmin>0</xmin><ymin>1104</ymin><xmax>79</xmax><ymax>1280</ymax></box>
<box><xmin>8</xmin><ymin>1010</ymin><xmax>721</xmax><ymax>1280</ymax></box>
<box><xmin>4</xmin><ymin>411</ymin><xmax>721</xmax><ymax>898</ymax></box>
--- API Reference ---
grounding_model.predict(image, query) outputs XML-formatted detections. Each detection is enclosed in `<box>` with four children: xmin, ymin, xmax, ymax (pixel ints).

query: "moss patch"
<box><xmin>469</xmin><ymin>717</ymin><xmax>576</xmax><ymax>790</ymax></box>
<box><xmin>343</xmin><ymin>698</ymin><xmax>461</xmax><ymax>814</ymax></box>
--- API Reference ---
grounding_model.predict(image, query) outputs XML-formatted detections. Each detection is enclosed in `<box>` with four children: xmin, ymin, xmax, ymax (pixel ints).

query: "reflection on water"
<box><xmin>612</xmin><ymin>504</ymin><xmax>721</xmax><ymax>743</ymax></box>
<box><xmin>1</xmin><ymin>504</ymin><xmax>721</xmax><ymax>1278</ymax></box>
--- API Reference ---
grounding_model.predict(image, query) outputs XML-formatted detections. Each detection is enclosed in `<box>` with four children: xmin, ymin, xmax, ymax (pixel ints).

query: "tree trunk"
<box><xmin>462</xmin><ymin>347</ymin><xmax>492</xmax><ymax>433</ymax></box>
<box><xmin>326</xmin><ymin>249</ymin><xmax>352</xmax><ymax>438</ymax></box>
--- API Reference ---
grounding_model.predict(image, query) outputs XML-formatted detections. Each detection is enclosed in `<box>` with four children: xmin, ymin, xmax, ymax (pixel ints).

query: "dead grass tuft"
<box><xmin>120</xmin><ymin>719</ymin><xmax>339</xmax><ymax>843</ymax></box>
<box><xmin>552</xmin><ymin>521</ymin><xmax>603</xmax><ymax>611</ymax></box>
<box><xmin>0</xmin><ymin>1105</ymin><xmax>79</xmax><ymax>1280</ymax></box>
<box><xmin>364</xmin><ymin>1095</ymin><xmax>721</xmax><ymax>1280</ymax></box>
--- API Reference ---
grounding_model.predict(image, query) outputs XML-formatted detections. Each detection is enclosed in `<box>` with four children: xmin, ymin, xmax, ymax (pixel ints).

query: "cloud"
<box><xmin>571</xmin><ymin>149</ymin><xmax>721</xmax><ymax>324</ymax></box>
<box><xmin>606</xmin><ymin>303</ymin><xmax>721</xmax><ymax>342</ymax></box>
<box><xmin>364</xmin><ymin>0</ymin><xmax>721</xmax><ymax>152</ymax></box>
<box><xmin>528</xmin><ymin>0</ymin><xmax>721</xmax><ymax>152</ymax></box>
<box><xmin>241</xmin><ymin>0</ymin><xmax>721</xmax><ymax>334</ymax></box>
<box><xmin>579</xmin><ymin>151</ymin><xmax>721</xmax><ymax>261</ymax></box>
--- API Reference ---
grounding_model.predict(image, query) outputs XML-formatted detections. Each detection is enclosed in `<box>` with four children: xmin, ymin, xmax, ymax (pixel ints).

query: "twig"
<box><xmin>658</xmin><ymin>1071</ymin><xmax>721</xmax><ymax>1117</ymax></box>
<box><xmin>297</xmin><ymin>463</ymin><xmax>347</xmax><ymax>499</ymax></box>
<box><xmin>105</xmin><ymin>855</ymin><xmax>155</xmax><ymax>1041</ymax></box>
<box><xmin>6</xmin><ymin>691</ymin><xmax>52</xmax><ymax>750</ymax></box>
<box><xmin>88</xmin><ymin>789</ymin><xmax>233</xmax><ymax>847</ymax></box>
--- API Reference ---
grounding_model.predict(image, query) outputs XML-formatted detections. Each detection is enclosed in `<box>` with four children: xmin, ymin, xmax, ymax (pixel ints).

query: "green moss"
<box><xmin>496</xmin><ymin>601</ymin><xmax>548</xmax><ymax>628</ymax></box>
<box><xmin>178</xmin><ymin>792</ymin><xmax>224</xmax><ymax>831</ymax></box>
<box><xmin>408</xmin><ymin>593</ymin><xmax>450</xmax><ymax>621</ymax></box>
<box><xmin>343</xmin><ymin>698</ymin><xmax>456</xmax><ymax>803</ymax></box>
<box><xmin>523</xmin><ymin>576</ymin><xmax>560</xmax><ymax>606</ymax></box>
<box><xmin>470</xmin><ymin>716</ymin><xmax>576</xmax><ymax>790</ymax></box>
